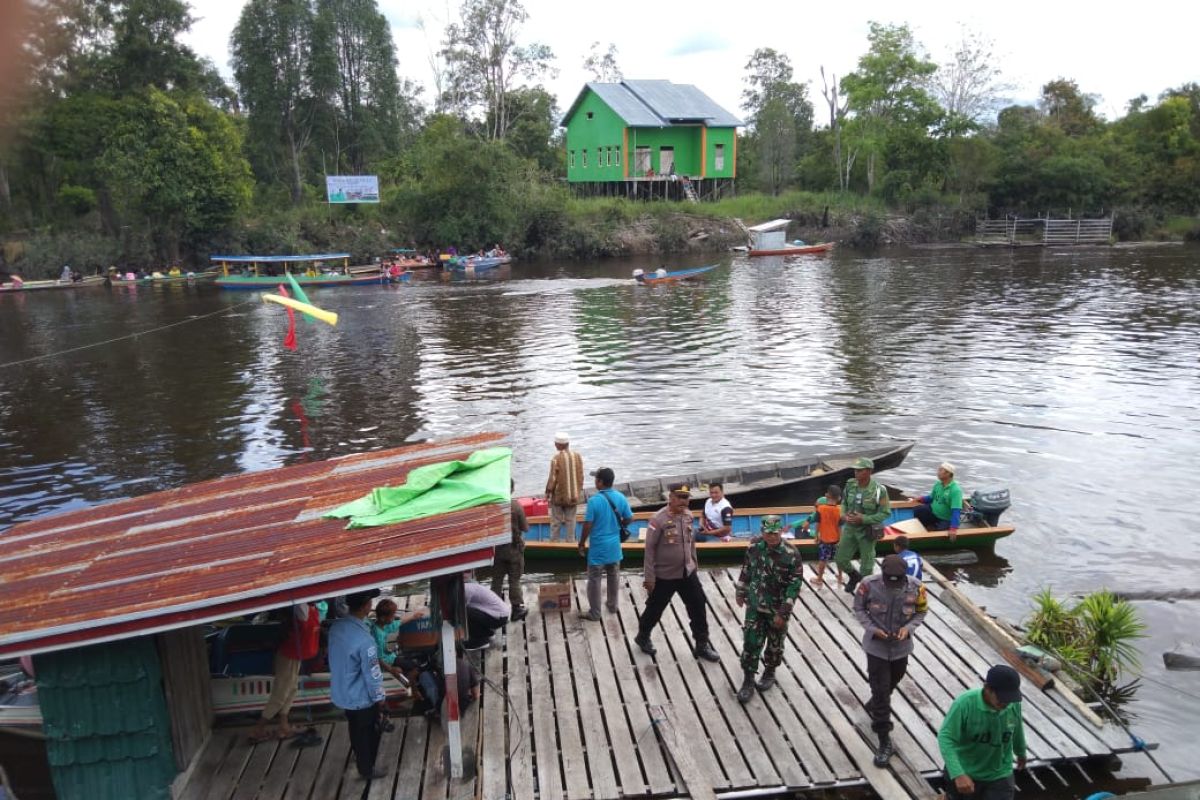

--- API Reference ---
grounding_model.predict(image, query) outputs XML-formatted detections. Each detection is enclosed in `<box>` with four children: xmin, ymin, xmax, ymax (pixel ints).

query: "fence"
<box><xmin>976</xmin><ymin>215</ymin><xmax>1113</xmax><ymax>245</ymax></box>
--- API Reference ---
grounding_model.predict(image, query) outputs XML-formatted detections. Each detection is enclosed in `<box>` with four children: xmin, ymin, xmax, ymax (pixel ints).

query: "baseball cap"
<box><xmin>985</xmin><ymin>664</ymin><xmax>1022</xmax><ymax>704</ymax></box>
<box><xmin>852</xmin><ymin>457</ymin><xmax>874</xmax><ymax>470</ymax></box>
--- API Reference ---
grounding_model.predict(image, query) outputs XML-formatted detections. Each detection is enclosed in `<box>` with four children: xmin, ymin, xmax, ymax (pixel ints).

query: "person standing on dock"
<box><xmin>634</xmin><ymin>483</ymin><xmax>720</xmax><ymax>662</ymax></box>
<box><xmin>329</xmin><ymin>589</ymin><xmax>389</xmax><ymax>782</ymax></box>
<box><xmin>578</xmin><ymin>467</ymin><xmax>633</xmax><ymax>620</ymax></box>
<box><xmin>838</xmin><ymin>457</ymin><xmax>892</xmax><ymax>594</ymax></box>
<box><xmin>938</xmin><ymin>665</ymin><xmax>1027</xmax><ymax>800</ymax></box>
<box><xmin>914</xmin><ymin>462</ymin><xmax>963</xmax><ymax>542</ymax></box>
<box><xmin>853</xmin><ymin>554</ymin><xmax>927</xmax><ymax>766</ymax></box>
<box><xmin>492</xmin><ymin>480</ymin><xmax>529</xmax><ymax>622</ymax></box>
<box><xmin>545</xmin><ymin>432</ymin><xmax>584</xmax><ymax>542</ymax></box>
<box><xmin>734</xmin><ymin>515</ymin><xmax>804</xmax><ymax>703</ymax></box>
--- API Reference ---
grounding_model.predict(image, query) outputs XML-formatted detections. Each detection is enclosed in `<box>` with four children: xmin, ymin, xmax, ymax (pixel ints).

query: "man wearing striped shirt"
<box><xmin>545</xmin><ymin>432</ymin><xmax>584</xmax><ymax>542</ymax></box>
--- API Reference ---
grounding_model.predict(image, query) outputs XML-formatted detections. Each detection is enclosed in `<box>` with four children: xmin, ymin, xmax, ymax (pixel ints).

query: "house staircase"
<box><xmin>682</xmin><ymin>180</ymin><xmax>699</xmax><ymax>203</ymax></box>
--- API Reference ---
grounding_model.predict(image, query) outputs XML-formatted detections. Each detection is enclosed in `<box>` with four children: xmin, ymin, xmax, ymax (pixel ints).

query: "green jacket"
<box><xmin>736</xmin><ymin>537</ymin><xmax>804</xmax><ymax>616</ymax></box>
<box><xmin>938</xmin><ymin>688</ymin><xmax>1027</xmax><ymax>781</ymax></box>
<box><xmin>841</xmin><ymin>478</ymin><xmax>891</xmax><ymax>537</ymax></box>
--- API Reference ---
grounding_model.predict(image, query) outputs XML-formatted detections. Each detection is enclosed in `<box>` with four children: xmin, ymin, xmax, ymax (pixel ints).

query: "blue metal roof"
<box><xmin>209</xmin><ymin>253</ymin><xmax>351</xmax><ymax>263</ymax></box>
<box><xmin>561</xmin><ymin>80</ymin><xmax>743</xmax><ymax>128</ymax></box>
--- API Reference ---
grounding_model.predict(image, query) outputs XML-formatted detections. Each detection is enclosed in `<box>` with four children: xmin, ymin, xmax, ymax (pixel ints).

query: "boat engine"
<box><xmin>968</xmin><ymin>487</ymin><xmax>1011</xmax><ymax>527</ymax></box>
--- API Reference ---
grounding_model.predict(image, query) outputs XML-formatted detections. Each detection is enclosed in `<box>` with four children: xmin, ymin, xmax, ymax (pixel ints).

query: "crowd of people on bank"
<box><xmin>252</xmin><ymin>432</ymin><xmax>1018</xmax><ymax>797</ymax></box>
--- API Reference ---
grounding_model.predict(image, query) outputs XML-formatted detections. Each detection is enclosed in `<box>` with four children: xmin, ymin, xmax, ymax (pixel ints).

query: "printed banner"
<box><xmin>325</xmin><ymin>175</ymin><xmax>380</xmax><ymax>204</ymax></box>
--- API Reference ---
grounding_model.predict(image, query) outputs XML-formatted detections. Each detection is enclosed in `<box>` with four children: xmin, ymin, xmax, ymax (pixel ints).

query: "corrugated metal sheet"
<box><xmin>746</xmin><ymin>218</ymin><xmax>791</xmax><ymax>232</ymax></box>
<box><xmin>0</xmin><ymin>433</ymin><xmax>511</xmax><ymax>657</ymax></box>
<box><xmin>36</xmin><ymin>637</ymin><xmax>177</xmax><ymax>800</ymax></box>
<box><xmin>562</xmin><ymin>81</ymin><xmax>744</xmax><ymax>128</ymax></box>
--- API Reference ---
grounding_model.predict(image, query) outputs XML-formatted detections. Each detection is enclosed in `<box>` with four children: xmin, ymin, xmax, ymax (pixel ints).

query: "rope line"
<box><xmin>0</xmin><ymin>299</ymin><xmax>259</xmax><ymax>370</ymax></box>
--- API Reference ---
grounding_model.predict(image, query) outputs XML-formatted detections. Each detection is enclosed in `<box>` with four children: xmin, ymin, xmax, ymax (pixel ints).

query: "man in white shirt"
<box><xmin>464</xmin><ymin>577</ymin><xmax>511</xmax><ymax>649</ymax></box>
<box><xmin>698</xmin><ymin>483</ymin><xmax>734</xmax><ymax>542</ymax></box>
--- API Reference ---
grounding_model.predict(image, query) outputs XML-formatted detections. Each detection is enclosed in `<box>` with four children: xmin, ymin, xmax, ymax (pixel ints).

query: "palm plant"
<box><xmin>1075</xmin><ymin>591</ymin><xmax>1146</xmax><ymax>684</ymax></box>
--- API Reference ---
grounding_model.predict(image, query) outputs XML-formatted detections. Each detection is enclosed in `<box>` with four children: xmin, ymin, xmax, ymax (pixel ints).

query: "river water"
<box><xmin>2</xmin><ymin>246</ymin><xmax>1199</xmax><ymax>786</ymax></box>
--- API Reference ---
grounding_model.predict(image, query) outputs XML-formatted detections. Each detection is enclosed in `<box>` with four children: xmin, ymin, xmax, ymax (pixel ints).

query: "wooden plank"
<box><xmin>543</xmin><ymin>590</ymin><xmax>595</xmax><ymax>800</ymax></box>
<box><xmin>179</xmin><ymin>732</ymin><xmax>237</xmax><ymax>800</ymax></box>
<box><xmin>710</xmin><ymin>571</ymin><xmax>925</xmax><ymax>800</ymax></box>
<box><xmin>779</xmin><ymin>571</ymin><xmax>941</xmax><ymax>773</ymax></box>
<box><xmin>304</xmin><ymin>719</ymin><xmax>350</xmax><ymax>800</ymax></box>
<box><xmin>393</xmin><ymin>716</ymin><xmax>429</xmax><ymax>800</ymax></box>
<box><xmin>230</xmin><ymin>738</ymin><xmax>281</xmax><ymax>800</ymax></box>
<box><xmin>421</xmin><ymin>697</ymin><xmax>450</xmax><ymax>800</ymax></box>
<box><xmin>633</xmin><ymin>575</ymin><xmax>759</xmax><ymax>789</ymax></box>
<box><xmin>480</xmin><ymin>627</ymin><xmax>509</xmax><ymax>800</ymax></box>
<box><xmin>625</xmin><ymin>578</ymin><xmax>729</xmax><ymax>791</ymax></box>
<box><xmin>523</xmin><ymin>583</ymin><xmax>565</xmax><ymax>800</ymax></box>
<box><xmin>203</xmin><ymin>734</ymin><xmax>255</xmax><ymax>800</ymax></box>
<box><xmin>605</xmin><ymin>577</ymin><xmax>677</xmax><ymax>796</ymax></box>
<box><xmin>365</xmin><ymin>714</ymin><xmax>408</xmax><ymax>800</ymax></box>
<box><xmin>569</xmin><ymin>579</ymin><xmax>649</xmax><ymax>796</ymax></box>
<box><xmin>266</xmin><ymin>723</ymin><xmax>332</xmax><ymax>800</ymax></box>
<box><xmin>655</xmin><ymin>702</ymin><xmax>718</xmax><ymax>800</ymax></box>
<box><xmin>449</xmin><ymin>701</ymin><xmax>481</xmax><ymax>800</ymax></box>
<box><xmin>700</xmin><ymin>570</ymin><xmax>851</xmax><ymax>784</ymax></box>
<box><xmin>503</xmin><ymin>589</ymin><xmax>536</xmax><ymax>800</ymax></box>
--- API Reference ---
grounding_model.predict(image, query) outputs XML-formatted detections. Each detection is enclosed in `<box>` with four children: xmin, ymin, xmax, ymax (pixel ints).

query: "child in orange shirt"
<box><xmin>801</xmin><ymin>484</ymin><xmax>844</xmax><ymax>588</ymax></box>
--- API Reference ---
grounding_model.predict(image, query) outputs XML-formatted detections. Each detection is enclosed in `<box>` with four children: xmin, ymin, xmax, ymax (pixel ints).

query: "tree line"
<box><xmin>1</xmin><ymin>3</ymin><xmax>1197</xmax><ymax>274</ymax></box>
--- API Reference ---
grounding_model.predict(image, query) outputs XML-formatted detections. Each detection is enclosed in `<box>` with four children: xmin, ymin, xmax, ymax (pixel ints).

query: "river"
<box><xmin>2</xmin><ymin>245</ymin><xmax>1198</xmax><ymax>787</ymax></box>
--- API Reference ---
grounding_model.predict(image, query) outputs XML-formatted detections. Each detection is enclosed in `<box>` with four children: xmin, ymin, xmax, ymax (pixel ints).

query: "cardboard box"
<box><xmin>538</xmin><ymin>581</ymin><xmax>573</xmax><ymax>611</ymax></box>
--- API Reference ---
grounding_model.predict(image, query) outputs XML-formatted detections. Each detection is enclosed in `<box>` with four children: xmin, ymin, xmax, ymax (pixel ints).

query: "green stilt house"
<box><xmin>560</xmin><ymin>79</ymin><xmax>743</xmax><ymax>201</ymax></box>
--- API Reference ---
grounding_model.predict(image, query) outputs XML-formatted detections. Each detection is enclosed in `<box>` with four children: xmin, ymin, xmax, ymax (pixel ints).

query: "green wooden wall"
<box><xmin>564</xmin><ymin>90</ymin><xmax>627</xmax><ymax>182</ymax></box>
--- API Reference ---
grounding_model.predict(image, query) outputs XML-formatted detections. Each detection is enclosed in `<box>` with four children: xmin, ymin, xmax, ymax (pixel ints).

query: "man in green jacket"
<box><xmin>837</xmin><ymin>457</ymin><xmax>891</xmax><ymax>594</ymax></box>
<box><xmin>938</xmin><ymin>665</ymin><xmax>1027</xmax><ymax>800</ymax></box>
<box><xmin>914</xmin><ymin>461</ymin><xmax>964</xmax><ymax>541</ymax></box>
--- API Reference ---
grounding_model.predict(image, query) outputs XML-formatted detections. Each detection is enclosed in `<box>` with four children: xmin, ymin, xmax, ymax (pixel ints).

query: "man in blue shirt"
<box><xmin>578</xmin><ymin>467</ymin><xmax>633</xmax><ymax>620</ymax></box>
<box><xmin>329</xmin><ymin>589</ymin><xmax>388</xmax><ymax>781</ymax></box>
<box><xmin>892</xmin><ymin>535</ymin><xmax>924</xmax><ymax>581</ymax></box>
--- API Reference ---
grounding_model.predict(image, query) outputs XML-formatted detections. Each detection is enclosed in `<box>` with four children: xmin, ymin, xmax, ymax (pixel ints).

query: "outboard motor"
<box><xmin>969</xmin><ymin>487</ymin><xmax>1011</xmax><ymax>527</ymax></box>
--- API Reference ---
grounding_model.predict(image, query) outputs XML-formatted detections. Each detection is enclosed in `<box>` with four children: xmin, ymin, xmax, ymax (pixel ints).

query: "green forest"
<box><xmin>2</xmin><ymin>0</ymin><xmax>1199</xmax><ymax>275</ymax></box>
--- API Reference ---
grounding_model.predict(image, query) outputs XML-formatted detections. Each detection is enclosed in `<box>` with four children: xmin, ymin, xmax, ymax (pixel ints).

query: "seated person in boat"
<box><xmin>632</xmin><ymin>268</ymin><xmax>646</xmax><ymax>283</ymax></box>
<box><xmin>369</xmin><ymin>598</ymin><xmax>428</xmax><ymax>681</ymax></box>
<box><xmin>914</xmin><ymin>462</ymin><xmax>963</xmax><ymax>541</ymax></box>
<box><xmin>697</xmin><ymin>482</ymin><xmax>734</xmax><ymax>542</ymax></box>
<box><xmin>60</xmin><ymin>264</ymin><xmax>72</xmax><ymax>282</ymax></box>
<box><xmin>396</xmin><ymin>647</ymin><xmax>481</xmax><ymax>718</ymax></box>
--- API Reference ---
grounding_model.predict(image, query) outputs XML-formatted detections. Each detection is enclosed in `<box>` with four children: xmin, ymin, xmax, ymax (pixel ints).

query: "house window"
<box><xmin>635</xmin><ymin>146</ymin><xmax>651</xmax><ymax>175</ymax></box>
<box><xmin>615</xmin><ymin>146</ymin><xmax>621</xmax><ymax>165</ymax></box>
<box><xmin>714</xmin><ymin>144</ymin><xmax>725</xmax><ymax>171</ymax></box>
<box><xmin>660</xmin><ymin>146</ymin><xmax>675</xmax><ymax>175</ymax></box>
<box><xmin>587</xmin><ymin>111</ymin><xmax>594</xmax><ymax>120</ymax></box>
<box><xmin>569</xmin><ymin>150</ymin><xmax>575</xmax><ymax>168</ymax></box>
<box><xmin>582</xmin><ymin>149</ymin><xmax>588</xmax><ymax>168</ymax></box>
<box><xmin>606</xmin><ymin>146</ymin><xmax>612</xmax><ymax>166</ymax></box>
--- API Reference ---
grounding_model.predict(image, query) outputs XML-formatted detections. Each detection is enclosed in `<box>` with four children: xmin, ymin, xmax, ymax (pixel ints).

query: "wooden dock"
<box><xmin>179</xmin><ymin>564</ymin><xmax>1138</xmax><ymax>800</ymax></box>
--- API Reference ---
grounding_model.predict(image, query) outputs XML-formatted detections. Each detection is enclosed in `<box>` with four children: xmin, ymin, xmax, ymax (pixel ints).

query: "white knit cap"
<box><xmin>554</xmin><ymin>432</ymin><xmax>569</xmax><ymax>444</ymax></box>
<box><xmin>940</xmin><ymin>462</ymin><xmax>956</xmax><ymax>475</ymax></box>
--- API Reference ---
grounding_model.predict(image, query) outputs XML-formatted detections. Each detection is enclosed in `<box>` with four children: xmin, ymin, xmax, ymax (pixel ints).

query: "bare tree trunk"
<box><xmin>821</xmin><ymin>67</ymin><xmax>848</xmax><ymax>191</ymax></box>
<box><xmin>0</xmin><ymin>162</ymin><xmax>10</xmax><ymax>212</ymax></box>
<box><xmin>287</xmin><ymin>129</ymin><xmax>303</xmax><ymax>205</ymax></box>
<box><xmin>866</xmin><ymin>152</ymin><xmax>876</xmax><ymax>195</ymax></box>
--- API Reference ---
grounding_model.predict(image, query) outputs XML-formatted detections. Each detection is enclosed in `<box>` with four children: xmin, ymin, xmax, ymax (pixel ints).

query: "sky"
<box><xmin>184</xmin><ymin>0</ymin><xmax>1199</xmax><ymax>124</ymax></box>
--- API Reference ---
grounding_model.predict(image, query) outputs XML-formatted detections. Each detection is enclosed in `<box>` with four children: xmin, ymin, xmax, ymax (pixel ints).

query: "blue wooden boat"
<box><xmin>447</xmin><ymin>255</ymin><xmax>512</xmax><ymax>272</ymax></box>
<box><xmin>634</xmin><ymin>264</ymin><xmax>718</xmax><ymax>285</ymax></box>
<box><xmin>522</xmin><ymin>499</ymin><xmax>1014</xmax><ymax>563</ymax></box>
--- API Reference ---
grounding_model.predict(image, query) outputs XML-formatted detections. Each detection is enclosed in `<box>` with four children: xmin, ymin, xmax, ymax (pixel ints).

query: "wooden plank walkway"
<box><xmin>181</xmin><ymin>566</ymin><xmax>1135</xmax><ymax>800</ymax></box>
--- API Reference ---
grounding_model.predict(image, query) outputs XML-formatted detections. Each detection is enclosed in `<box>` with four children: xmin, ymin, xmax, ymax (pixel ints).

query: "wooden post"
<box><xmin>434</xmin><ymin>574</ymin><xmax>465</xmax><ymax>779</ymax></box>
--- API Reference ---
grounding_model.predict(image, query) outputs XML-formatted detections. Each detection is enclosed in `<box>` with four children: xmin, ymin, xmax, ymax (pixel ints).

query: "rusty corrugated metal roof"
<box><xmin>0</xmin><ymin>433</ymin><xmax>511</xmax><ymax>657</ymax></box>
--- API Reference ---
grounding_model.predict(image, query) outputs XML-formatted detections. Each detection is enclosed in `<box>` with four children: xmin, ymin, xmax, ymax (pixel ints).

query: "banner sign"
<box><xmin>325</xmin><ymin>175</ymin><xmax>380</xmax><ymax>204</ymax></box>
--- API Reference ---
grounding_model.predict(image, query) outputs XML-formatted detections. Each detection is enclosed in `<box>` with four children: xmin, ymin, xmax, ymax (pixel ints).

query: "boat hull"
<box><xmin>523</xmin><ymin>500</ymin><xmax>1013</xmax><ymax>562</ymax></box>
<box><xmin>215</xmin><ymin>274</ymin><xmax>384</xmax><ymax>290</ymax></box>
<box><xmin>638</xmin><ymin>264</ymin><xmax>718</xmax><ymax>285</ymax></box>
<box><xmin>749</xmin><ymin>242</ymin><xmax>836</xmax><ymax>257</ymax></box>
<box><xmin>1</xmin><ymin>275</ymin><xmax>106</xmax><ymax>293</ymax></box>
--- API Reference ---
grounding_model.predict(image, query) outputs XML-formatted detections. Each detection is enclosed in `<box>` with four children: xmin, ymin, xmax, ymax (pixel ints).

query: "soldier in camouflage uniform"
<box><xmin>735</xmin><ymin>515</ymin><xmax>804</xmax><ymax>704</ymax></box>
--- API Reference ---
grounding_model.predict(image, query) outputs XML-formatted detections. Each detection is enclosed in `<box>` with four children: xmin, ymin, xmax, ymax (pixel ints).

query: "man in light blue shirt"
<box><xmin>329</xmin><ymin>589</ymin><xmax>388</xmax><ymax>781</ymax></box>
<box><xmin>578</xmin><ymin>467</ymin><xmax>633</xmax><ymax>620</ymax></box>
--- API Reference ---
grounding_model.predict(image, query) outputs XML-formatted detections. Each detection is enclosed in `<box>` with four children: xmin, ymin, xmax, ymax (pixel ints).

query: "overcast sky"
<box><xmin>184</xmin><ymin>0</ymin><xmax>1198</xmax><ymax>123</ymax></box>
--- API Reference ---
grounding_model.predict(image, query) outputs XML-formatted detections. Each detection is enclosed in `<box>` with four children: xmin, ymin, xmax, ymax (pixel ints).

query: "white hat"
<box><xmin>940</xmin><ymin>462</ymin><xmax>956</xmax><ymax>475</ymax></box>
<box><xmin>554</xmin><ymin>432</ymin><xmax>569</xmax><ymax>444</ymax></box>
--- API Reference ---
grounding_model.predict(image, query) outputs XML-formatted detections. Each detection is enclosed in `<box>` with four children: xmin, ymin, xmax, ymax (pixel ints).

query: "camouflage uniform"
<box><xmin>736</xmin><ymin>536</ymin><xmax>804</xmax><ymax>674</ymax></box>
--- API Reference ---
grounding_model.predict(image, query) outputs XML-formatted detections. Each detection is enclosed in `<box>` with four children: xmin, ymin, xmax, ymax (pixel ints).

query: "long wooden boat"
<box><xmin>447</xmin><ymin>255</ymin><xmax>512</xmax><ymax>272</ymax></box>
<box><xmin>522</xmin><ymin>498</ymin><xmax>1014</xmax><ymax>563</ymax></box>
<box><xmin>749</xmin><ymin>242</ymin><xmax>836</xmax><ymax>257</ymax></box>
<box><xmin>215</xmin><ymin>273</ymin><xmax>384</xmax><ymax>290</ymax></box>
<box><xmin>561</xmin><ymin>441</ymin><xmax>914</xmax><ymax>512</ymax></box>
<box><xmin>634</xmin><ymin>264</ymin><xmax>718</xmax><ymax>285</ymax></box>
<box><xmin>0</xmin><ymin>275</ymin><xmax>105</xmax><ymax>293</ymax></box>
<box><xmin>210</xmin><ymin>253</ymin><xmax>385</xmax><ymax>290</ymax></box>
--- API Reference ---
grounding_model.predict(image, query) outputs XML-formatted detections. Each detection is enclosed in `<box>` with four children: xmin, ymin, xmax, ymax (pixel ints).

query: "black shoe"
<box><xmin>844</xmin><ymin>569</ymin><xmax>862</xmax><ymax>595</ymax></box>
<box><xmin>360</xmin><ymin>766</ymin><xmax>389</xmax><ymax>780</ymax></box>
<box><xmin>511</xmin><ymin>606</ymin><xmax>528</xmax><ymax>622</ymax></box>
<box><xmin>873</xmin><ymin>734</ymin><xmax>894</xmax><ymax>767</ymax></box>
<box><xmin>737</xmin><ymin>672</ymin><xmax>756</xmax><ymax>704</ymax></box>
<box><xmin>755</xmin><ymin>668</ymin><xmax>776</xmax><ymax>692</ymax></box>
<box><xmin>634</xmin><ymin>635</ymin><xmax>657</xmax><ymax>656</ymax></box>
<box><xmin>694</xmin><ymin>640</ymin><xmax>720</xmax><ymax>662</ymax></box>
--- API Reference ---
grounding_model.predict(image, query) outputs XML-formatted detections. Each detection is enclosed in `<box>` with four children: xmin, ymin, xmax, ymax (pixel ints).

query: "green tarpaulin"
<box><xmin>326</xmin><ymin>446</ymin><xmax>511</xmax><ymax>529</ymax></box>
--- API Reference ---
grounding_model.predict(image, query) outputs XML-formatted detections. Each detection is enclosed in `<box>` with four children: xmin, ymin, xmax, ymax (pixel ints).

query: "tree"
<box><xmin>755</xmin><ymin>98</ymin><xmax>795</xmax><ymax>195</ymax></box>
<box><xmin>841</xmin><ymin>22</ymin><xmax>940</xmax><ymax>194</ymax></box>
<box><xmin>820</xmin><ymin>66</ymin><xmax>852</xmax><ymax>191</ymax></box>
<box><xmin>232</xmin><ymin>0</ymin><xmax>320</xmax><ymax>204</ymax></box>
<box><xmin>930</xmin><ymin>30</ymin><xmax>1014</xmax><ymax>131</ymax></box>
<box><xmin>440</xmin><ymin>0</ymin><xmax>556</xmax><ymax>140</ymax></box>
<box><xmin>1039</xmin><ymin>78</ymin><xmax>1100</xmax><ymax>136</ymax></box>
<box><xmin>740</xmin><ymin>49</ymin><xmax>813</xmax><ymax>193</ymax></box>
<box><xmin>582</xmin><ymin>42</ymin><xmax>621</xmax><ymax>82</ymax></box>
<box><xmin>492</xmin><ymin>86</ymin><xmax>559</xmax><ymax>171</ymax></box>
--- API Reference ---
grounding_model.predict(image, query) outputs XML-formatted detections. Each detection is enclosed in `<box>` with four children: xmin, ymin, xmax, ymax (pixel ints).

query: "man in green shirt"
<box><xmin>837</xmin><ymin>457</ymin><xmax>892</xmax><ymax>594</ymax></box>
<box><xmin>915</xmin><ymin>462</ymin><xmax>964</xmax><ymax>541</ymax></box>
<box><xmin>938</xmin><ymin>665</ymin><xmax>1027</xmax><ymax>800</ymax></box>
